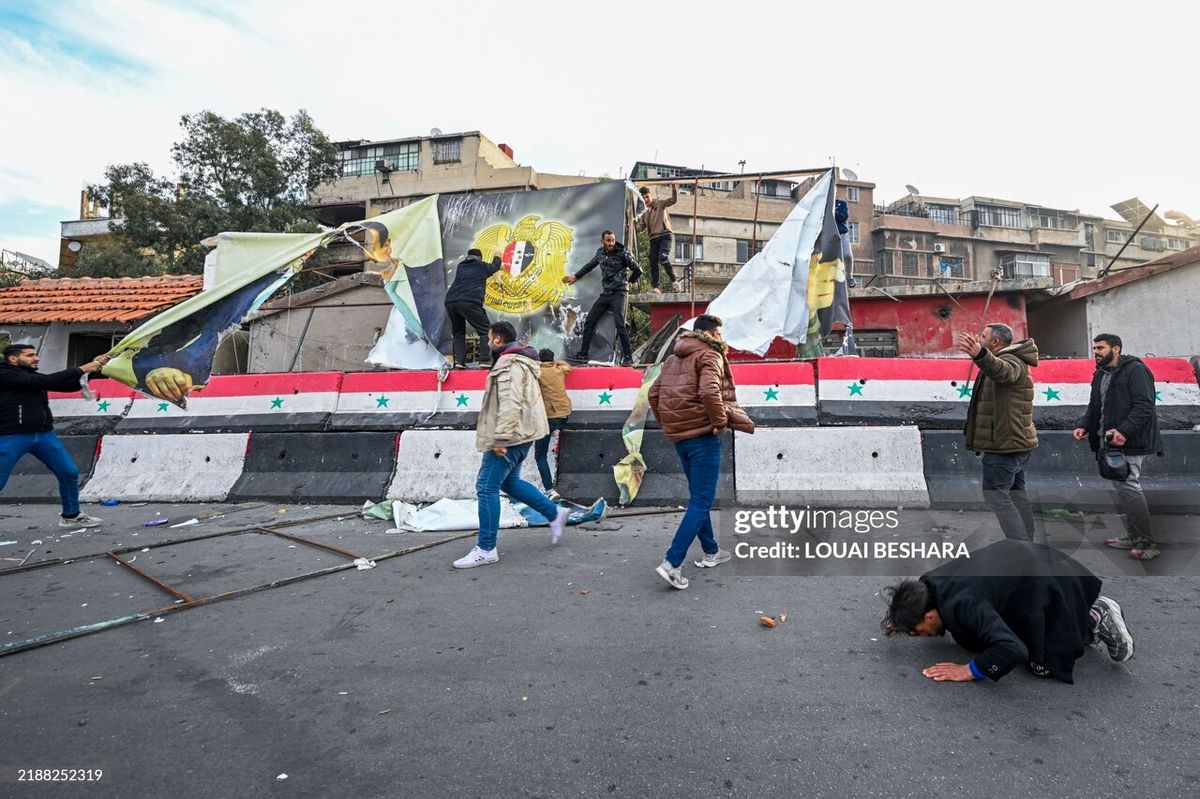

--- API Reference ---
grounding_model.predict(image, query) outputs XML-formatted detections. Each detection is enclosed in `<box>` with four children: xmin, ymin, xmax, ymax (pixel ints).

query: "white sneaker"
<box><xmin>549</xmin><ymin>506</ymin><xmax>570</xmax><ymax>545</ymax></box>
<box><xmin>670</xmin><ymin>281</ymin><xmax>681</xmax><ymax>292</ymax></box>
<box><xmin>655</xmin><ymin>560</ymin><xmax>689</xmax><ymax>590</ymax></box>
<box><xmin>59</xmin><ymin>513</ymin><xmax>103</xmax><ymax>529</ymax></box>
<box><xmin>545</xmin><ymin>489</ymin><xmax>561</xmax><ymax>502</ymax></box>
<box><xmin>695</xmin><ymin>549</ymin><xmax>732</xmax><ymax>568</ymax></box>
<box><xmin>453</xmin><ymin>546</ymin><xmax>499</xmax><ymax>569</ymax></box>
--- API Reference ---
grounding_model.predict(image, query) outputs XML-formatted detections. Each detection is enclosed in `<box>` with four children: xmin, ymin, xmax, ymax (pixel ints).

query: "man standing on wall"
<box><xmin>563</xmin><ymin>230</ymin><xmax>641</xmax><ymax>366</ymax></box>
<box><xmin>957</xmin><ymin>323</ymin><xmax>1039</xmax><ymax>540</ymax></box>
<box><xmin>1073</xmin><ymin>333</ymin><xmax>1163</xmax><ymax>560</ymax></box>
<box><xmin>649</xmin><ymin>315</ymin><xmax>755</xmax><ymax>589</ymax></box>
<box><xmin>637</xmin><ymin>185</ymin><xmax>680</xmax><ymax>293</ymax></box>
<box><xmin>0</xmin><ymin>345</ymin><xmax>109</xmax><ymax>529</ymax></box>
<box><xmin>453</xmin><ymin>323</ymin><xmax>570</xmax><ymax>569</ymax></box>
<box><xmin>444</xmin><ymin>248</ymin><xmax>502</xmax><ymax>368</ymax></box>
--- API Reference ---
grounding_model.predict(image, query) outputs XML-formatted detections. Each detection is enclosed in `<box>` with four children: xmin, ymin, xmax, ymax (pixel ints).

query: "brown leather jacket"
<box><xmin>649</xmin><ymin>331</ymin><xmax>755</xmax><ymax>442</ymax></box>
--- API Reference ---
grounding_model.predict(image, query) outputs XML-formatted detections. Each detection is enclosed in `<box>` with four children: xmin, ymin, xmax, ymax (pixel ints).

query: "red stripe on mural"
<box><xmin>178</xmin><ymin>372</ymin><xmax>345</xmax><ymax>398</ymax></box>
<box><xmin>342</xmin><ymin>370</ymin><xmax>489</xmax><ymax>392</ymax></box>
<box><xmin>815</xmin><ymin>357</ymin><xmax>967</xmax><ymax>381</ymax></box>
<box><xmin>49</xmin><ymin>378</ymin><xmax>138</xmax><ymax>400</ymax></box>
<box><xmin>730</xmin><ymin>361</ymin><xmax>815</xmax><ymax>385</ymax></box>
<box><xmin>565</xmin><ymin>367</ymin><xmax>646</xmax><ymax>390</ymax></box>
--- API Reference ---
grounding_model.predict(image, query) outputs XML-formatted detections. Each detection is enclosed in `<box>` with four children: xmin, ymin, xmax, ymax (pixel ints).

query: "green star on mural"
<box><xmin>598</xmin><ymin>391</ymin><xmax>613</xmax><ymax>405</ymax></box>
<box><xmin>157</xmin><ymin>402</ymin><xmax>169</xmax><ymax>412</ymax></box>
<box><xmin>763</xmin><ymin>387</ymin><xmax>780</xmax><ymax>401</ymax></box>
<box><xmin>376</xmin><ymin>395</ymin><xmax>390</xmax><ymax>408</ymax></box>
<box><xmin>847</xmin><ymin>383</ymin><xmax>864</xmax><ymax>397</ymax></box>
<box><xmin>270</xmin><ymin>397</ymin><xmax>284</xmax><ymax>409</ymax></box>
<box><xmin>1154</xmin><ymin>390</ymin><xmax>1162</xmax><ymax>401</ymax></box>
<box><xmin>96</xmin><ymin>400</ymin><xmax>110</xmax><ymax>412</ymax></box>
<box><xmin>957</xmin><ymin>384</ymin><xmax>972</xmax><ymax>399</ymax></box>
<box><xmin>455</xmin><ymin>393</ymin><xmax>469</xmax><ymax>407</ymax></box>
<box><xmin>1042</xmin><ymin>387</ymin><xmax>1060</xmax><ymax>401</ymax></box>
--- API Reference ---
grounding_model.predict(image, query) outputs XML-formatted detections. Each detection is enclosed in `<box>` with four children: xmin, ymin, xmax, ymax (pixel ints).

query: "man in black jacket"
<box><xmin>562</xmin><ymin>230</ymin><xmax>642</xmax><ymax>366</ymax></box>
<box><xmin>444</xmin><ymin>248</ymin><xmax>502</xmax><ymax>368</ymax></box>
<box><xmin>0</xmin><ymin>344</ymin><xmax>109</xmax><ymax>528</ymax></box>
<box><xmin>1073</xmin><ymin>333</ymin><xmax>1163</xmax><ymax>560</ymax></box>
<box><xmin>882</xmin><ymin>540</ymin><xmax>1134</xmax><ymax>684</ymax></box>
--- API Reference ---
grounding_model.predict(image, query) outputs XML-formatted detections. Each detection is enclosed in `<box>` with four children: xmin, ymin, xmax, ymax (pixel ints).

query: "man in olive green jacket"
<box><xmin>957</xmin><ymin>323</ymin><xmax>1039</xmax><ymax>540</ymax></box>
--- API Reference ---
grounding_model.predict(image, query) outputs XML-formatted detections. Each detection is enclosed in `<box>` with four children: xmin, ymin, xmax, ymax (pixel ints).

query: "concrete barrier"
<box><xmin>734</xmin><ymin>426</ymin><xmax>929</xmax><ymax>508</ymax></box>
<box><xmin>80</xmin><ymin>433</ymin><xmax>250</xmax><ymax>502</ymax></box>
<box><xmin>48</xmin><ymin>379</ymin><xmax>136</xmax><ymax>435</ymax></box>
<box><xmin>117</xmin><ymin>372</ymin><xmax>343</xmax><ymax>433</ymax></box>
<box><xmin>387</xmin><ymin>429</ymin><xmax>553</xmax><ymax>503</ymax></box>
<box><xmin>0</xmin><ymin>435</ymin><xmax>99</xmax><ymax>502</ymax></box>
<box><xmin>922</xmin><ymin>429</ymin><xmax>1200</xmax><ymax>513</ymax></box>
<box><xmin>555</xmin><ymin>427</ymin><xmax>735</xmax><ymax>507</ymax></box>
<box><xmin>228</xmin><ymin>431</ymin><xmax>398</xmax><ymax>504</ymax></box>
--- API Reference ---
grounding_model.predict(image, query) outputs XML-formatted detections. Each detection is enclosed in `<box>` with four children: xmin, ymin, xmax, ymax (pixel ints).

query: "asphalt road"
<box><xmin>0</xmin><ymin>501</ymin><xmax>1197</xmax><ymax>798</ymax></box>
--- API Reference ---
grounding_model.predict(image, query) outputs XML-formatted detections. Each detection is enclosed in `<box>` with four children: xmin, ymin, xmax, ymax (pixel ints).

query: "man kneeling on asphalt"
<box><xmin>453</xmin><ymin>322</ymin><xmax>570</xmax><ymax>569</ymax></box>
<box><xmin>648</xmin><ymin>314</ymin><xmax>754</xmax><ymax>589</ymax></box>
<box><xmin>881</xmin><ymin>539</ymin><xmax>1134</xmax><ymax>684</ymax></box>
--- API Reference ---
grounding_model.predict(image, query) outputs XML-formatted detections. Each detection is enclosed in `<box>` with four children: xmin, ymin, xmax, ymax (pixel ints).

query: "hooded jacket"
<box><xmin>649</xmin><ymin>331</ymin><xmax>755</xmax><ymax>442</ymax></box>
<box><xmin>476</xmin><ymin>342</ymin><xmax>550</xmax><ymax>451</ymax></box>
<box><xmin>445</xmin><ymin>254</ymin><xmax>503</xmax><ymax>306</ymax></box>
<box><xmin>964</xmin><ymin>338</ymin><xmax>1039</xmax><ymax>454</ymax></box>
<box><xmin>574</xmin><ymin>243</ymin><xmax>642</xmax><ymax>295</ymax></box>
<box><xmin>920</xmin><ymin>539</ymin><xmax>1102</xmax><ymax>683</ymax></box>
<box><xmin>636</xmin><ymin>186</ymin><xmax>678</xmax><ymax>239</ymax></box>
<box><xmin>0</xmin><ymin>363</ymin><xmax>84</xmax><ymax>436</ymax></box>
<box><xmin>538</xmin><ymin>361</ymin><xmax>573</xmax><ymax>420</ymax></box>
<box><xmin>1077</xmin><ymin>354</ymin><xmax>1162</xmax><ymax>456</ymax></box>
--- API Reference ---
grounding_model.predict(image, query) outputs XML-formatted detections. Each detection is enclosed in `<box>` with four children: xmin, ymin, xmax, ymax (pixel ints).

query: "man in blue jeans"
<box><xmin>0</xmin><ymin>344</ymin><xmax>109</xmax><ymax>529</ymax></box>
<box><xmin>453</xmin><ymin>322</ymin><xmax>570</xmax><ymax>569</ymax></box>
<box><xmin>648</xmin><ymin>315</ymin><xmax>755</xmax><ymax>589</ymax></box>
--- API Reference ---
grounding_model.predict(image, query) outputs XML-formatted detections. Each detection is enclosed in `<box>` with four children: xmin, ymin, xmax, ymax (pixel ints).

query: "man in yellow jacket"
<box><xmin>454</xmin><ymin>322</ymin><xmax>571</xmax><ymax>569</ymax></box>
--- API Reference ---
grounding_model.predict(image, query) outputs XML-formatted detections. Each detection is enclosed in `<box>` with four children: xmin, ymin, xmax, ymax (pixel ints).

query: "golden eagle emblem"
<box><xmin>473</xmin><ymin>215</ymin><xmax>574</xmax><ymax>314</ymax></box>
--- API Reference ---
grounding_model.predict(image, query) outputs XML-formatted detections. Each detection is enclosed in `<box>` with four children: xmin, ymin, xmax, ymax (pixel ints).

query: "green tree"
<box><xmin>78</xmin><ymin>109</ymin><xmax>339</xmax><ymax>277</ymax></box>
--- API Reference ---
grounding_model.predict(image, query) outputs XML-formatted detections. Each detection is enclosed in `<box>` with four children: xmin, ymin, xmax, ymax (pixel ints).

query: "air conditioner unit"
<box><xmin>933</xmin><ymin>243</ymin><xmax>946</xmax><ymax>253</ymax></box>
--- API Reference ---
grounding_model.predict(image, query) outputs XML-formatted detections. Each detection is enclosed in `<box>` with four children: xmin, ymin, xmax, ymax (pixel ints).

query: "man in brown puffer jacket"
<box><xmin>958</xmin><ymin>323</ymin><xmax>1039</xmax><ymax>540</ymax></box>
<box><xmin>648</xmin><ymin>314</ymin><xmax>755</xmax><ymax>589</ymax></box>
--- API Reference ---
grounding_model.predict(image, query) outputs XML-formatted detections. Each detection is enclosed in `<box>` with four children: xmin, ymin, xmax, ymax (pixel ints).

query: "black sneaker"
<box><xmin>620</xmin><ymin>357</ymin><xmax>634</xmax><ymax>367</ymax></box>
<box><xmin>1092</xmin><ymin>596</ymin><xmax>1134</xmax><ymax>662</ymax></box>
<box><xmin>568</xmin><ymin>352</ymin><xmax>590</xmax><ymax>364</ymax></box>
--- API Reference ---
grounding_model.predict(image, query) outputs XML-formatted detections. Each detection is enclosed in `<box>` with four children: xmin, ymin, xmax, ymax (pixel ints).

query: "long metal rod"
<box><xmin>257</xmin><ymin>527</ymin><xmax>363</xmax><ymax>560</ymax></box>
<box><xmin>1098</xmin><ymin>203</ymin><xmax>1159</xmax><ymax>278</ymax></box>
<box><xmin>636</xmin><ymin>166</ymin><xmax>829</xmax><ymax>185</ymax></box>
<box><xmin>0</xmin><ymin>511</ymin><xmax>352</xmax><ymax>577</ymax></box>
<box><xmin>963</xmin><ymin>275</ymin><xmax>1002</xmax><ymax>385</ymax></box>
<box><xmin>0</xmin><ymin>531</ymin><xmax>475</xmax><ymax>659</ymax></box>
<box><xmin>106</xmin><ymin>552</ymin><xmax>196</xmax><ymax>603</ymax></box>
<box><xmin>750</xmin><ymin>180</ymin><xmax>763</xmax><ymax>254</ymax></box>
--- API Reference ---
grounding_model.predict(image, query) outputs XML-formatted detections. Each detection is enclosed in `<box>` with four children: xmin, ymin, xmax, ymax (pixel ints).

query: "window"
<box><xmin>875</xmin><ymin>250</ymin><xmax>890</xmax><ymax>275</ymax></box>
<box><xmin>848</xmin><ymin>221</ymin><xmax>860</xmax><ymax>245</ymax></box>
<box><xmin>999</xmin><ymin>252</ymin><xmax>1050</xmax><ymax>278</ymax></box>
<box><xmin>1141</xmin><ymin>236</ymin><xmax>1163</xmax><ymax>251</ymax></box>
<box><xmin>901</xmin><ymin>251</ymin><xmax>919</xmax><ymax>276</ymax></box>
<box><xmin>755</xmin><ymin>180</ymin><xmax>793</xmax><ymax>198</ymax></box>
<box><xmin>339</xmin><ymin>142</ymin><xmax>420</xmax><ymax>176</ymax></box>
<box><xmin>1105</xmin><ymin>229</ymin><xmax>1128</xmax><ymax>244</ymax></box>
<box><xmin>1034</xmin><ymin>210</ymin><xmax>1070</xmax><ymax>229</ymax></box>
<box><xmin>1167</xmin><ymin>237</ymin><xmax>1189</xmax><ymax>250</ymax></box>
<box><xmin>928</xmin><ymin>204</ymin><xmax>959</xmax><ymax>225</ymax></box>
<box><xmin>675</xmin><ymin>237</ymin><xmax>704</xmax><ymax>262</ymax></box>
<box><xmin>67</xmin><ymin>333</ymin><xmax>115</xmax><ymax>368</ymax></box>
<box><xmin>847</xmin><ymin>186</ymin><xmax>860</xmax><ymax>203</ymax></box>
<box><xmin>975</xmin><ymin>205</ymin><xmax>1027</xmax><ymax>228</ymax></box>
<box><xmin>735</xmin><ymin>239</ymin><xmax>764</xmax><ymax>263</ymax></box>
<box><xmin>432</xmin><ymin>137</ymin><xmax>462</xmax><ymax>163</ymax></box>
<box><xmin>708</xmin><ymin>181</ymin><xmax>733</xmax><ymax>191</ymax></box>
<box><xmin>936</xmin><ymin>256</ymin><xmax>964</xmax><ymax>276</ymax></box>
<box><xmin>1084</xmin><ymin>223</ymin><xmax>1096</xmax><ymax>248</ymax></box>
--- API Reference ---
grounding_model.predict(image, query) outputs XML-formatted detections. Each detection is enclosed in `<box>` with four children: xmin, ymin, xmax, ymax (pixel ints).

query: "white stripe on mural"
<box><xmin>126</xmin><ymin>391</ymin><xmax>341</xmax><ymax>418</ymax></box>
<box><xmin>49</xmin><ymin>398</ymin><xmax>133</xmax><ymax>417</ymax></box>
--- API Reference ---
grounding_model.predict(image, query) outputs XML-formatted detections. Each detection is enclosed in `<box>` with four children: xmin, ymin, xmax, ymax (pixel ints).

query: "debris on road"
<box><xmin>760</xmin><ymin>615</ymin><xmax>777</xmax><ymax>628</ymax></box>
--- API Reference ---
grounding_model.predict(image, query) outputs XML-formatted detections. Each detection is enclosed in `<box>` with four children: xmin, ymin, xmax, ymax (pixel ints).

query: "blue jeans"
<box><xmin>476</xmin><ymin>443</ymin><xmax>562</xmax><ymax>551</ymax></box>
<box><xmin>665</xmin><ymin>433</ymin><xmax>722</xmax><ymax>568</ymax></box>
<box><xmin>534</xmin><ymin>417</ymin><xmax>567</xmax><ymax>491</ymax></box>
<box><xmin>0</xmin><ymin>431</ymin><xmax>81</xmax><ymax>516</ymax></box>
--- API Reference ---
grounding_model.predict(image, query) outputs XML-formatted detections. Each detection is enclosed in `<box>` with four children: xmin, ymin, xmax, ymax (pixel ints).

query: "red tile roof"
<box><xmin>0</xmin><ymin>275</ymin><xmax>204</xmax><ymax>325</ymax></box>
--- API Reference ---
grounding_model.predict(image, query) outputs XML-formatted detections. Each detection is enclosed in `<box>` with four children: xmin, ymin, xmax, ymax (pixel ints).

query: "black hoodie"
<box><xmin>445</xmin><ymin>254</ymin><xmax>502</xmax><ymax>306</ymax></box>
<box><xmin>0</xmin><ymin>363</ymin><xmax>84</xmax><ymax>436</ymax></box>
<box><xmin>1078</xmin><ymin>354</ymin><xmax>1163</xmax><ymax>456</ymax></box>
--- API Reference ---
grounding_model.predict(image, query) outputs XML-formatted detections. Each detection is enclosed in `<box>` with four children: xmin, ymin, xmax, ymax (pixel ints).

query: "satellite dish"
<box><xmin>841</xmin><ymin>168</ymin><xmax>858</xmax><ymax>181</ymax></box>
<box><xmin>67</xmin><ymin>240</ymin><xmax>83</xmax><ymax>253</ymax></box>
<box><xmin>905</xmin><ymin>184</ymin><xmax>920</xmax><ymax>196</ymax></box>
<box><xmin>430</xmin><ymin>127</ymin><xmax>443</xmax><ymax>136</ymax></box>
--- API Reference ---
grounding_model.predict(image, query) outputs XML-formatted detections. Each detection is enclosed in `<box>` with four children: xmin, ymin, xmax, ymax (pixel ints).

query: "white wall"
<box><xmin>1086</xmin><ymin>262</ymin><xmax>1200</xmax><ymax>357</ymax></box>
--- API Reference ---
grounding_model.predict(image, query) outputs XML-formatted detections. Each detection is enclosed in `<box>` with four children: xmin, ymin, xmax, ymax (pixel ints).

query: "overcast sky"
<box><xmin>1</xmin><ymin>0</ymin><xmax>1195</xmax><ymax>267</ymax></box>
